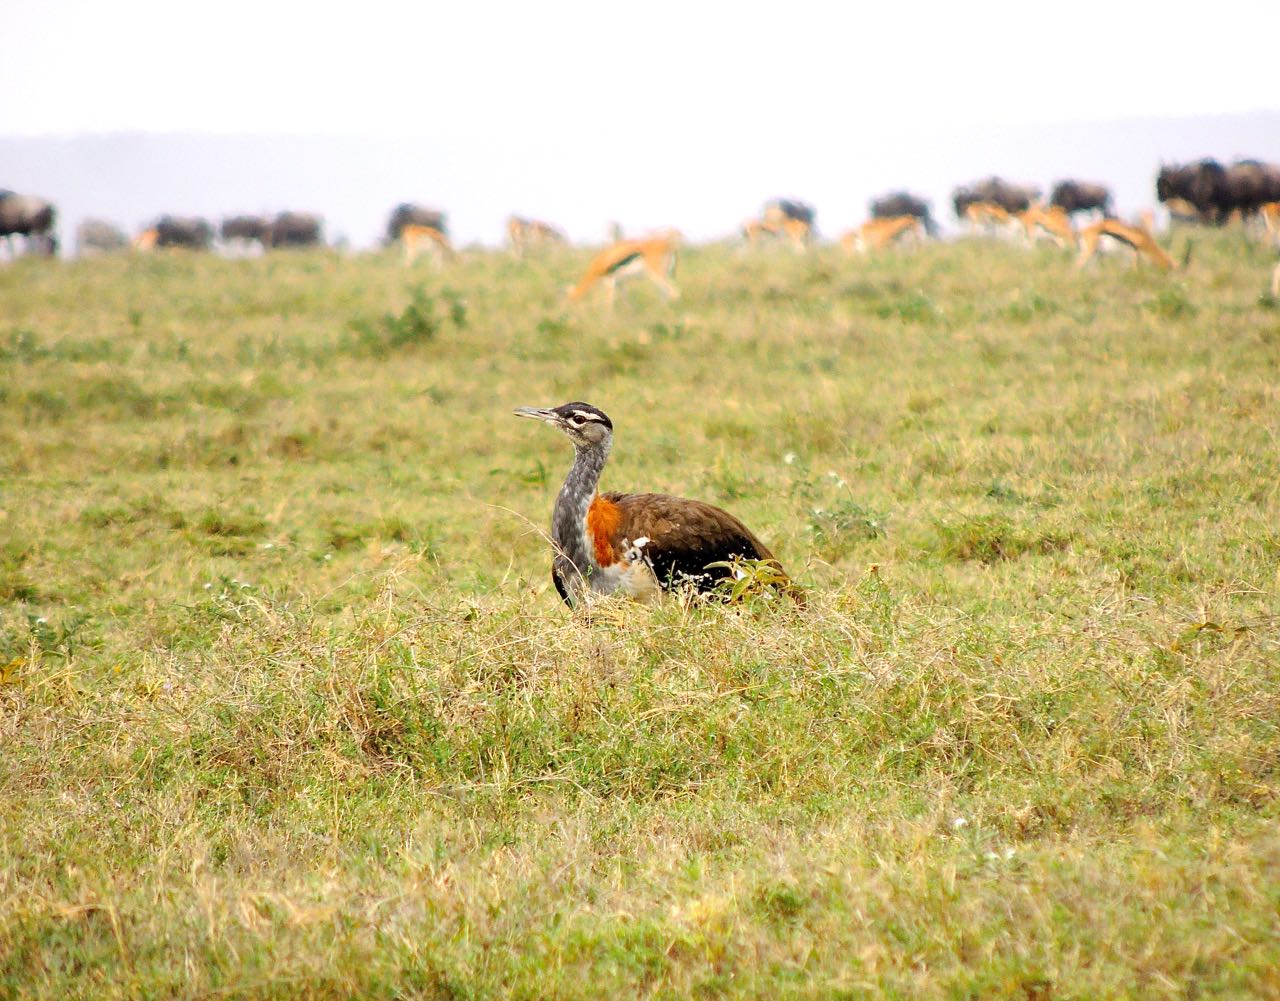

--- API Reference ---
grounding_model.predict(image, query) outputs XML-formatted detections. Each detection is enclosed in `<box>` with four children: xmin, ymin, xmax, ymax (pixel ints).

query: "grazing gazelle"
<box><xmin>1075</xmin><ymin>219</ymin><xmax>1175</xmax><ymax>272</ymax></box>
<box><xmin>1263</xmin><ymin>203</ymin><xmax>1280</xmax><ymax>295</ymax></box>
<box><xmin>132</xmin><ymin>228</ymin><xmax>159</xmax><ymax>252</ymax></box>
<box><xmin>742</xmin><ymin>215</ymin><xmax>812</xmax><ymax>253</ymax></box>
<box><xmin>401</xmin><ymin>223</ymin><xmax>455</xmax><ymax>267</ymax></box>
<box><xmin>507</xmin><ymin>216</ymin><xmax>567</xmax><ymax>257</ymax></box>
<box><xmin>742</xmin><ymin>199</ymin><xmax>814</xmax><ymax>253</ymax></box>
<box><xmin>1261</xmin><ymin>201</ymin><xmax>1280</xmax><ymax>242</ymax></box>
<box><xmin>566</xmin><ymin>230</ymin><xmax>680</xmax><ymax>308</ymax></box>
<box><xmin>840</xmin><ymin>216</ymin><xmax>923</xmax><ymax>255</ymax></box>
<box><xmin>963</xmin><ymin>201</ymin><xmax>1018</xmax><ymax>237</ymax></box>
<box><xmin>1016</xmin><ymin>203</ymin><xmax>1077</xmax><ymax>249</ymax></box>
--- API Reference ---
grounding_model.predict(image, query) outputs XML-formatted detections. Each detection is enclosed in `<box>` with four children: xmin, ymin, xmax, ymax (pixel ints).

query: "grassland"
<box><xmin>2</xmin><ymin>232</ymin><xmax>1279</xmax><ymax>999</ymax></box>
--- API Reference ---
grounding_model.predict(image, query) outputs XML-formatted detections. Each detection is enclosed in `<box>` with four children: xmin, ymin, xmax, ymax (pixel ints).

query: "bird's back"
<box><xmin>602</xmin><ymin>491</ymin><xmax>785</xmax><ymax>593</ymax></box>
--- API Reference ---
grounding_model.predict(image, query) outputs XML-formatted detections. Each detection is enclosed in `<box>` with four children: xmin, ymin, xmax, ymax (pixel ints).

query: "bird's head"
<box><xmin>514</xmin><ymin>402</ymin><xmax>613</xmax><ymax>449</ymax></box>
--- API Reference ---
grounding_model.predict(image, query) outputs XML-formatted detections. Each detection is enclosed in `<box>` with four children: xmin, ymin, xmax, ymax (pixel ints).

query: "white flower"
<box><xmin>783</xmin><ymin>452</ymin><xmax>797</xmax><ymax>465</ymax></box>
<box><xmin>951</xmin><ymin>817</ymin><xmax>968</xmax><ymax>830</ymax></box>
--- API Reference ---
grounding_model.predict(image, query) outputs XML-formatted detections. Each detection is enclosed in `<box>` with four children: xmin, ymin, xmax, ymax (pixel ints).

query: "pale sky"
<box><xmin>4</xmin><ymin>1</ymin><xmax>1280</xmax><ymax>246</ymax></box>
<box><xmin>6</xmin><ymin>0</ymin><xmax>1280</xmax><ymax>137</ymax></box>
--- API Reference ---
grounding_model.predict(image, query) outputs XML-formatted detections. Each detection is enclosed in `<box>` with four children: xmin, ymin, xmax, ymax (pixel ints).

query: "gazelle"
<box><xmin>840</xmin><ymin>215</ymin><xmax>923</xmax><ymax>255</ymax></box>
<box><xmin>566</xmin><ymin>231</ymin><xmax>680</xmax><ymax>309</ymax></box>
<box><xmin>742</xmin><ymin>214</ymin><xmax>811</xmax><ymax>253</ymax></box>
<box><xmin>1016</xmin><ymin>204</ymin><xmax>1077</xmax><ymax>249</ymax></box>
<box><xmin>1163</xmin><ymin>197</ymin><xmax>1201</xmax><ymax>225</ymax></box>
<box><xmin>964</xmin><ymin>201</ymin><xmax>1018</xmax><ymax>238</ymax></box>
<box><xmin>1261</xmin><ymin>203</ymin><xmax>1280</xmax><ymax>296</ymax></box>
<box><xmin>1260</xmin><ymin>202</ymin><xmax>1280</xmax><ymax>242</ymax></box>
<box><xmin>507</xmin><ymin>216</ymin><xmax>567</xmax><ymax>257</ymax></box>
<box><xmin>132</xmin><ymin>228</ymin><xmax>159</xmax><ymax>252</ymax></box>
<box><xmin>401</xmin><ymin>224</ymin><xmax>454</xmax><ymax>267</ymax></box>
<box><xmin>1075</xmin><ymin>219</ymin><xmax>1175</xmax><ymax>272</ymax></box>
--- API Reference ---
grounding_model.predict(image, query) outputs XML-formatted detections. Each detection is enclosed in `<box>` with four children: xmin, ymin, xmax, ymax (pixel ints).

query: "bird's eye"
<box><xmin>569</xmin><ymin>415</ymin><xmax>586</xmax><ymax>426</ymax></box>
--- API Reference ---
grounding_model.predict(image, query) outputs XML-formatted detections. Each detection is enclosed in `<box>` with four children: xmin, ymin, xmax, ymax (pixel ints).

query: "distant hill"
<box><xmin>3</xmin><ymin>112</ymin><xmax>1279</xmax><ymax>252</ymax></box>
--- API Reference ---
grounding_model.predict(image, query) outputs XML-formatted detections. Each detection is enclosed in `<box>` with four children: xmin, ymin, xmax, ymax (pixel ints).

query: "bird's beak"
<box><xmin>513</xmin><ymin>406</ymin><xmax>558</xmax><ymax>424</ymax></box>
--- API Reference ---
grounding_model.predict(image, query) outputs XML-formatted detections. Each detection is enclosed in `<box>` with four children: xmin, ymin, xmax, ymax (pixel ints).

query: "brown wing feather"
<box><xmin>603</xmin><ymin>492</ymin><xmax>785</xmax><ymax>593</ymax></box>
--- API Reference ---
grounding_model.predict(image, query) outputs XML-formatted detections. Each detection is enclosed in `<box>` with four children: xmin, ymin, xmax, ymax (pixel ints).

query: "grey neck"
<box><xmin>551</xmin><ymin>441</ymin><xmax>610</xmax><ymax>586</ymax></box>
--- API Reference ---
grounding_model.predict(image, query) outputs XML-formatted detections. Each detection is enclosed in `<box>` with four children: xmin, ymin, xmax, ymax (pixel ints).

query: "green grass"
<box><xmin>2</xmin><ymin>236</ymin><xmax>1279</xmax><ymax>998</ymax></box>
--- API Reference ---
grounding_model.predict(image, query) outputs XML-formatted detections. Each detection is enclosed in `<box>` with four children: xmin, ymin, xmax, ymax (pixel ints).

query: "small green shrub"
<box><xmin>876</xmin><ymin>291</ymin><xmax>938</xmax><ymax>323</ymax></box>
<box><xmin>341</xmin><ymin>286</ymin><xmax>459</xmax><ymax>357</ymax></box>
<box><xmin>932</xmin><ymin>514</ymin><xmax>1069</xmax><ymax>564</ymax></box>
<box><xmin>1148</xmin><ymin>286</ymin><xmax>1197</xmax><ymax>319</ymax></box>
<box><xmin>808</xmin><ymin>499</ymin><xmax>886</xmax><ymax>560</ymax></box>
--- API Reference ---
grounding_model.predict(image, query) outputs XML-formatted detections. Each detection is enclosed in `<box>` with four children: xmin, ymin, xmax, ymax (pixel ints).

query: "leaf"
<box><xmin>0</xmin><ymin>656</ymin><xmax>23</xmax><ymax>686</ymax></box>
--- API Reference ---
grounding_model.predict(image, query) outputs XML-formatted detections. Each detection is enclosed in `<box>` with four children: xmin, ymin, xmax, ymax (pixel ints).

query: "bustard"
<box><xmin>515</xmin><ymin>402</ymin><xmax>795</xmax><ymax>606</ymax></box>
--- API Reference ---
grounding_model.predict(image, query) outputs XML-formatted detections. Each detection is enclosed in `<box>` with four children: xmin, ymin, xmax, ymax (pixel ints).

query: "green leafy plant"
<box><xmin>706</xmin><ymin>556</ymin><xmax>799</xmax><ymax>603</ymax></box>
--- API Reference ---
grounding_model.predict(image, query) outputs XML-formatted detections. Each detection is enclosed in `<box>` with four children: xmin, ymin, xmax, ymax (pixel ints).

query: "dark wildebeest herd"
<box><xmin>3</xmin><ymin>156</ymin><xmax>1279</xmax><ymax>291</ymax></box>
<box><xmin>870</xmin><ymin>191</ymin><xmax>938</xmax><ymax>237</ymax></box>
<box><xmin>1156</xmin><ymin>159</ymin><xmax>1280</xmax><ymax>225</ymax></box>
<box><xmin>0</xmin><ymin>190</ymin><xmax>57</xmax><ymax>257</ymax></box>
<box><xmin>385</xmin><ymin>203</ymin><xmax>448</xmax><ymax>245</ymax></box>
<box><xmin>951</xmin><ymin>177</ymin><xmax>1041</xmax><ymax>219</ymax></box>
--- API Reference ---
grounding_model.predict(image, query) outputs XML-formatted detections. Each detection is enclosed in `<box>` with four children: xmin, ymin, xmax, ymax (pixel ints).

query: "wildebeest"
<box><xmin>1156</xmin><ymin>160</ymin><xmax>1230</xmax><ymax>224</ymax></box>
<box><xmin>952</xmin><ymin>187</ymin><xmax>980</xmax><ymax>220</ymax></box>
<box><xmin>953</xmin><ymin>177</ymin><xmax>1040</xmax><ymax>219</ymax></box>
<box><xmin>1049</xmin><ymin>180</ymin><xmax>1112</xmax><ymax>217</ymax></box>
<box><xmin>870</xmin><ymin>191</ymin><xmax>936</xmax><ymax>236</ymax></box>
<box><xmin>1153</xmin><ymin>158</ymin><xmax>1280</xmax><ymax>224</ymax></box>
<box><xmin>267</xmin><ymin>211</ymin><xmax>323</xmax><ymax>248</ymax></box>
<box><xmin>386</xmin><ymin>204</ymin><xmax>448</xmax><ymax>245</ymax></box>
<box><xmin>220</xmin><ymin>215</ymin><xmax>272</xmax><ymax>245</ymax></box>
<box><xmin>1224</xmin><ymin>160</ymin><xmax>1280</xmax><ymax>218</ymax></box>
<box><xmin>0</xmin><ymin>191</ymin><xmax>57</xmax><ymax>257</ymax></box>
<box><xmin>137</xmin><ymin>216</ymin><xmax>214</xmax><ymax>251</ymax></box>
<box><xmin>76</xmin><ymin>218</ymin><xmax>128</xmax><ymax>256</ymax></box>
